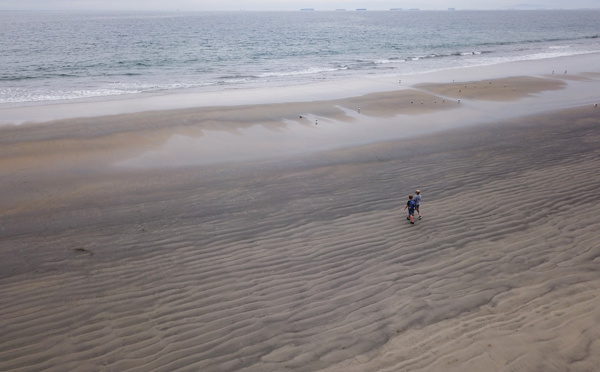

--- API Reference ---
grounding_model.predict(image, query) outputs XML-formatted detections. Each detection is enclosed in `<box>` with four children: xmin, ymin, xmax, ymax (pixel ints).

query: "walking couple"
<box><xmin>403</xmin><ymin>190</ymin><xmax>422</xmax><ymax>224</ymax></box>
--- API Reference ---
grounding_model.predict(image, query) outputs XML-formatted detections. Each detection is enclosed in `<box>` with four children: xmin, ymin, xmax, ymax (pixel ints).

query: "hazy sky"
<box><xmin>2</xmin><ymin>0</ymin><xmax>600</xmax><ymax>11</ymax></box>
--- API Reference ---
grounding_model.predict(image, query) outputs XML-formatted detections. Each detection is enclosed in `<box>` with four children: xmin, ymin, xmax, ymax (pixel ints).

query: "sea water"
<box><xmin>1</xmin><ymin>9</ymin><xmax>599</xmax><ymax>105</ymax></box>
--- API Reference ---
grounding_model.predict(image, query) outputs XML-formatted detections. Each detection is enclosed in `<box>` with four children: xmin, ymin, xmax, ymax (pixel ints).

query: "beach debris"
<box><xmin>458</xmin><ymin>99</ymin><xmax>461</xmax><ymax>103</ymax></box>
<box><xmin>299</xmin><ymin>115</ymin><xmax>303</xmax><ymax>118</ymax></box>
<box><xmin>410</xmin><ymin>101</ymin><xmax>413</xmax><ymax>104</ymax></box>
<box><xmin>565</xmin><ymin>70</ymin><xmax>567</xmax><ymax>74</ymax></box>
<box><xmin>357</xmin><ymin>108</ymin><xmax>361</xmax><ymax>113</ymax></box>
<box><xmin>552</xmin><ymin>70</ymin><xmax>555</xmax><ymax>74</ymax></box>
<box><xmin>73</xmin><ymin>247</ymin><xmax>94</xmax><ymax>256</ymax></box>
<box><xmin>595</xmin><ymin>103</ymin><xmax>598</xmax><ymax>107</ymax></box>
<box><xmin>399</xmin><ymin>79</ymin><xmax>401</xmax><ymax>84</ymax></box>
<box><xmin>315</xmin><ymin>119</ymin><xmax>318</xmax><ymax>125</ymax></box>
<box><xmin>458</xmin><ymin>89</ymin><xmax>461</xmax><ymax>93</ymax></box>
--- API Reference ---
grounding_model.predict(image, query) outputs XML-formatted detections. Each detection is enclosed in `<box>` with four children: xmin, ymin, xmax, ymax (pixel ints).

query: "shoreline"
<box><xmin>1</xmin><ymin>52</ymin><xmax>599</xmax><ymax>127</ymax></box>
<box><xmin>1</xmin><ymin>62</ymin><xmax>598</xmax><ymax>170</ymax></box>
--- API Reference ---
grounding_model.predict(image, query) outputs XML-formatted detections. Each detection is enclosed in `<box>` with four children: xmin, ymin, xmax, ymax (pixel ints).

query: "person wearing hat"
<box><xmin>414</xmin><ymin>190</ymin><xmax>422</xmax><ymax>220</ymax></box>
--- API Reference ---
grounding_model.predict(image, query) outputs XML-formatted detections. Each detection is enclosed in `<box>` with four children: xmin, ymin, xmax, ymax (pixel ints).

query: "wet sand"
<box><xmin>1</xmin><ymin>55</ymin><xmax>600</xmax><ymax>371</ymax></box>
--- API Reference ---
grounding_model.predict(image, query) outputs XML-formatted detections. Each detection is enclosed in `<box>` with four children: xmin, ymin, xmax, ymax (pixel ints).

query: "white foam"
<box><xmin>1</xmin><ymin>52</ymin><xmax>599</xmax><ymax>126</ymax></box>
<box><xmin>257</xmin><ymin>66</ymin><xmax>345</xmax><ymax>78</ymax></box>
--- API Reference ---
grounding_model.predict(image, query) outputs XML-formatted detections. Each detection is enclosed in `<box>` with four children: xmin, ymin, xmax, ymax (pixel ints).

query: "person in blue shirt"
<box><xmin>404</xmin><ymin>194</ymin><xmax>416</xmax><ymax>224</ymax></box>
<box><xmin>414</xmin><ymin>189</ymin><xmax>422</xmax><ymax>220</ymax></box>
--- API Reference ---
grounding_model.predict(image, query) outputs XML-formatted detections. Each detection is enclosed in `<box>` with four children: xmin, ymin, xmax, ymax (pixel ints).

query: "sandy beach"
<box><xmin>2</xmin><ymin>53</ymin><xmax>600</xmax><ymax>371</ymax></box>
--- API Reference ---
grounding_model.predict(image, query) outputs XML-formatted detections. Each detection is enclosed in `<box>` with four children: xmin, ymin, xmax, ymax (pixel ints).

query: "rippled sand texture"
<box><xmin>2</xmin><ymin>103</ymin><xmax>600</xmax><ymax>371</ymax></box>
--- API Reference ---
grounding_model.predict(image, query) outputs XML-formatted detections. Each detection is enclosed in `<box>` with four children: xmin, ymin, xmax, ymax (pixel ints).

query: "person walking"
<box><xmin>414</xmin><ymin>189</ymin><xmax>422</xmax><ymax>220</ymax></box>
<box><xmin>404</xmin><ymin>194</ymin><xmax>416</xmax><ymax>224</ymax></box>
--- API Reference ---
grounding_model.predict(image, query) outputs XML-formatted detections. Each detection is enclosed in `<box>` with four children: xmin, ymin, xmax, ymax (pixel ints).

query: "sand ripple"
<box><xmin>1</xmin><ymin>107</ymin><xmax>600</xmax><ymax>371</ymax></box>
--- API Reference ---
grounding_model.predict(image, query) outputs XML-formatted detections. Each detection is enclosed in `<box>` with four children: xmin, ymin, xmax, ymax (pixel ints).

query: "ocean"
<box><xmin>1</xmin><ymin>9</ymin><xmax>599</xmax><ymax>106</ymax></box>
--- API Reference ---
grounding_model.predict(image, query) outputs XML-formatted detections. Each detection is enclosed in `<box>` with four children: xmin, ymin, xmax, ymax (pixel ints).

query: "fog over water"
<box><xmin>1</xmin><ymin>0</ymin><xmax>600</xmax><ymax>11</ymax></box>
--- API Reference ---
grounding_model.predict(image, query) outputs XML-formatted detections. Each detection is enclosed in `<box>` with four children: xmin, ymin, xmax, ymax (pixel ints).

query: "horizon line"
<box><xmin>2</xmin><ymin>7</ymin><xmax>600</xmax><ymax>12</ymax></box>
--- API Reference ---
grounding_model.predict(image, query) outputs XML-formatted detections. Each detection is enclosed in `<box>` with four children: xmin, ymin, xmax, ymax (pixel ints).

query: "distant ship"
<box><xmin>300</xmin><ymin>8</ymin><xmax>314</xmax><ymax>11</ymax></box>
